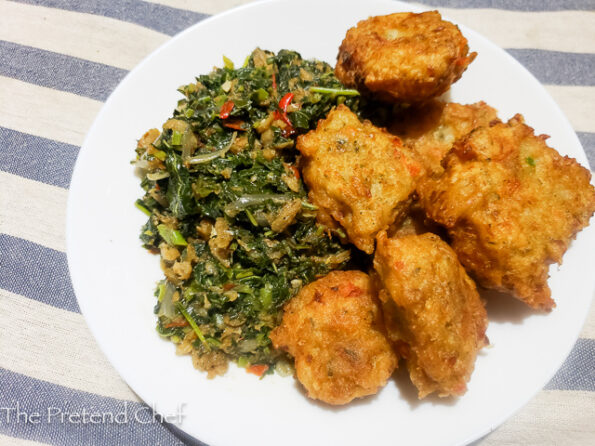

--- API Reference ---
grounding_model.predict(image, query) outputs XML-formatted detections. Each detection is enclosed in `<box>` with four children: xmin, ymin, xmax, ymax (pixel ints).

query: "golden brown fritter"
<box><xmin>418</xmin><ymin>115</ymin><xmax>595</xmax><ymax>310</ymax></box>
<box><xmin>390</xmin><ymin>100</ymin><xmax>499</xmax><ymax>174</ymax></box>
<box><xmin>270</xmin><ymin>271</ymin><xmax>397</xmax><ymax>405</ymax></box>
<box><xmin>297</xmin><ymin>104</ymin><xmax>423</xmax><ymax>254</ymax></box>
<box><xmin>374</xmin><ymin>232</ymin><xmax>488</xmax><ymax>398</ymax></box>
<box><xmin>336</xmin><ymin>11</ymin><xmax>476</xmax><ymax>103</ymax></box>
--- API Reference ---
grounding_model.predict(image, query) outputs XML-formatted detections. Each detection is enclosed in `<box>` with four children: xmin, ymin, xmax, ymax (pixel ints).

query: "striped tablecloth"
<box><xmin>1</xmin><ymin>1</ymin><xmax>593</xmax><ymax>445</ymax></box>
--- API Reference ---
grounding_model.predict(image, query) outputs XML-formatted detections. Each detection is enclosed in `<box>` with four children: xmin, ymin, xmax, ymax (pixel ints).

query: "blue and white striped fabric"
<box><xmin>0</xmin><ymin>1</ymin><xmax>593</xmax><ymax>445</ymax></box>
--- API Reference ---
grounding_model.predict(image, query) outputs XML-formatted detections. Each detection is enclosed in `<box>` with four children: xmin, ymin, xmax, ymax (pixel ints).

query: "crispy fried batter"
<box><xmin>418</xmin><ymin>115</ymin><xmax>595</xmax><ymax>310</ymax></box>
<box><xmin>297</xmin><ymin>104</ymin><xmax>423</xmax><ymax>253</ymax></box>
<box><xmin>374</xmin><ymin>232</ymin><xmax>488</xmax><ymax>398</ymax></box>
<box><xmin>270</xmin><ymin>271</ymin><xmax>397</xmax><ymax>405</ymax></box>
<box><xmin>336</xmin><ymin>11</ymin><xmax>476</xmax><ymax>103</ymax></box>
<box><xmin>390</xmin><ymin>100</ymin><xmax>499</xmax><ymax>174</ymax></box>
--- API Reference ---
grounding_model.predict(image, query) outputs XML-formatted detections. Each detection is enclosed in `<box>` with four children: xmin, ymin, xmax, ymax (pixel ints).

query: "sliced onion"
<box><xmin>187</xmin><ymin>132</ymin><xmax>237</xmax><ymax>165</ymax></box>
<box><xmin>181</xmin><ymin>138</ymin><xmax>193</xmax><ymax>160</ymax></box>
<box><xmin>181</xmin><ymin>130</ymin><xmax>198</xmax><ymax>160</ymax></box>
<box><xmin>254</xmin><ymin>210</ymin><xmax>270</xmax><ymax>226</ymax></box>
<box><xmin>134</xmin><ymin>159</ymin><xmax>150</xmax><ymax>170</ymax></box>
<box><xmin>223</xmin><ymin>194</ymin><xmax>292</xmax><ymax>217</ymax></box>
<box><xmin>238</xmin><ymin>338</ymin><xmax>260</xmax><ymax>353</ymax></box>
<box><xmin>157</xmin><ymin>282</ymin><xmax>176</xmax><ymax>318</ymax></box>
<box><xmin>275</xmin><ymin>359</ymin><xmax>294</xmax><ymax>377</ymax></box>
<box><xmin>146</xmin><ymin>171</ymin><xmax>170</xmax><ymax>181</ymax></box>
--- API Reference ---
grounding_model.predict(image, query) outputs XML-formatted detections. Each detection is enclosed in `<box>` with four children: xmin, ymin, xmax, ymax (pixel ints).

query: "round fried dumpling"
<box><xmin>336</xmin><ymin>11</ymin><xmax>476</xmax><ymax>103</ymax></box>
<box><xmin>270</xmin><ymin>271</ymin><xmax>397</xmax><ymax>405</ymax></box>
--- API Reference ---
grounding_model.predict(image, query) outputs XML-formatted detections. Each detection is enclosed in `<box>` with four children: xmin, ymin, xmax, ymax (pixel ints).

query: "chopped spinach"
<box><xmin>134</xmin><ymin>49</ymin><xmax>356</xmax><ymax>375</ymax></box>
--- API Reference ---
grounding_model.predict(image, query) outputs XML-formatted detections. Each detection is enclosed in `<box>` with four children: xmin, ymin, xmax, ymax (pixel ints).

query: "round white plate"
<box><xmin>66</xmin><ymin>1</ymin><xmax>595</xmax><ymax>445</ymax></box>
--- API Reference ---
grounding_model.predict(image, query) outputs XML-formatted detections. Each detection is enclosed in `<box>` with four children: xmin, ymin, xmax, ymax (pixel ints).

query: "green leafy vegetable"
<box><xmin>309</xmin><ymin>86</ymin><xmax>361</xmax><ymax>96</ymax></box>
<box><xmin>135</xmin><ymin>200</ymin><xmax>151</xmax><ymax>216</ymax></box>
<box><xmin>165</xmin><ymin>152</ymin><xmax>197</xmax><ymax>219</ymax></box>
<box><xmin>176</xmin><ymin>302</ymin><xmax>209</xmax><ymax>349</ymax></box>
<box><xmin>134</xmin><ymin>48</ymin><xmax>356</xmax><ymax>374</ymax></box>
<box><xmin>157</xmin><ymin>224</ymin><xmax>188</xmax><ymax>246</ymax></box>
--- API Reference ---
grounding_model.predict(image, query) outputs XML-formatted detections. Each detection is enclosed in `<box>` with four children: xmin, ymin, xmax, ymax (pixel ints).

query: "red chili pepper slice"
<box><xmin>273</xmin><ymin>111</ymin><xmax>295</xmax><ymax>137</ymax></box>
<box><xmin>246</xmin><ymin>364</ymin><xmax>269</xmax><ymax>377</ymax></box>
<box><xmin>278</xmin><ymin>92</ymin><xmax>294</xmax><ymax>112</ymax></box>
<box><xmin>272</xmin><ymin>110</ymin><xmax>291</xmax><ymax>128</ymax></box>
<box><xmin>219</xmin><ymin>101</ymin><xmax>234</xmax><ymax>119</ymax></box>
<box><xmin>164</xmin><ymin>320</ymin><xmax>189</xmax><ymax>328</ymax></box>
<box><xmin>280</xmin><ymin>113</ymin><xmax>293</xmax><ymax>128</ymax></box>
<box><xmin>223</xmin><ymin>120</ymin><xmax>247</xmax><ymax>131</ymax></box>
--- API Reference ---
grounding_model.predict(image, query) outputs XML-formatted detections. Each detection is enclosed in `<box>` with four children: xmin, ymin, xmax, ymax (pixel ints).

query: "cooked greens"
<box><xmin>134</xmin><ymin>49</ymin><xmax>359</xmax><ymax>377</ymax></box>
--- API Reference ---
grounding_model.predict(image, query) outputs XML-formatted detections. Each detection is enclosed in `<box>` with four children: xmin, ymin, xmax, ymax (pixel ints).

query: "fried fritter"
<box><xmin>336</xmin><ymin>11</ymin><xmax>476</xmax><ymax>103</ymax></box>
<box><xmin>297</xmin><ymin>104</ymin><xmax>423</xmax><ymax>253</ymax></box>
<box><xmin>270</xmin><ymin>271</ymin><xmax>397</xmax><ymax>405</ymax></box>
<box><xmin>390</xmin><ymin>100</ymin><xmax>499</xmax><ymax>174</ymax></box>
<box><xmin>418</xmin><ymin>115</ymin><xmax>595</xmax><ymax>310</ymax></box>
<box><xmin>374</xmin><ymin>232</ymin><xmax>488</xmax><ymax>398</ymax></box>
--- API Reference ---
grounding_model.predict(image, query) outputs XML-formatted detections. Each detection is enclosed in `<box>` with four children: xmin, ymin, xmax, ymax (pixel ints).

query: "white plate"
<box><xmin>66</xmin><ymin>1</ymin><xmax>595</xmax><ymax>445</ymax></box>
